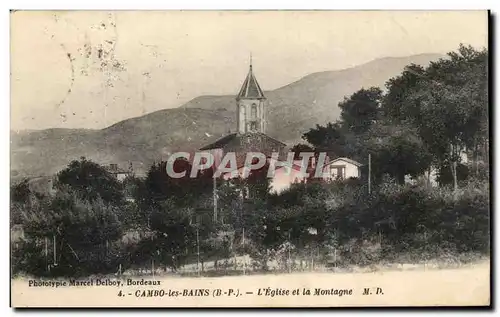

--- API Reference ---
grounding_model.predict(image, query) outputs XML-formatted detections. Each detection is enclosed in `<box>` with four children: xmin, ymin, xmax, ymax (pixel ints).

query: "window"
<box><xmin>240</xmin><ymin>105</ymin><xmax>246</xmax><ymax>121</ymax></box>
<box><xmin>250</xmin><ymin>121</ymin><xmax>257</xmax><ymax>131</ymax></box>
<box><xmin>251</xmin><ymin>104</ymin><xmax>257</xmax><ymax>119</ymax></box>
<box><xmin>330</xmin><ymin>165</ymin><xmax>346</xmax><ymax>180</ymax></box>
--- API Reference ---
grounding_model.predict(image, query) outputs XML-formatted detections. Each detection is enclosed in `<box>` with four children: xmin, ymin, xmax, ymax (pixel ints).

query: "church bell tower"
<box><xmin>236</xmin><ymin>56</ymin><xmax>266</xmax><ymax>134</ymax></box>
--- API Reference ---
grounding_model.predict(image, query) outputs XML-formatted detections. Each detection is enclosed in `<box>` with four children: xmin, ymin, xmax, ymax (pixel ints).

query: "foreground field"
<box><xmin>11</xmin><ymin>259</ymin><xmax>490</xmax><ymax>307</ymax></box>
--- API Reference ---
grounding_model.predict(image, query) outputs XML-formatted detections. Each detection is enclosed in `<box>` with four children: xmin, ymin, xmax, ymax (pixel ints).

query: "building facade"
<box><xmin>104</xmin><ymin>163</ymin><xmax>132</xmax><ymax>181</ymax></box>
<box><xmin>321</xmin><ymin>157</ymin><xmax>362</xmax><ymax>181</ymax></box>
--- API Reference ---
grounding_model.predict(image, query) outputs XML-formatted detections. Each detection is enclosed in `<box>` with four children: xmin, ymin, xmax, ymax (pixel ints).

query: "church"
<box><xmin>198</xmin><ymin>60</ymin><xmax>363</xmax><ymax>193</ymax></box>
<box><xmin>199</xmin><ymin>60</ymin><xmax>288</xmax><ymax>174</ymax></box>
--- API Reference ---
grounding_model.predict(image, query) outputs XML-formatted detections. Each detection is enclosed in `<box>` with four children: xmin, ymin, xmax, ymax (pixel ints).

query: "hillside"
<box><xmin>183</xmin><ymin>54</ymin><xmax>444</xmax><ymax>142</ymax></box>
<box><xmin>11</xmin><ymin>53</ymin><xmax>443</xmax><ymax>178</ymax></box>
<box><xmin>11</xmin><ymin>109</ymin><xmax>235</xmax><ymax>179</ymax></box>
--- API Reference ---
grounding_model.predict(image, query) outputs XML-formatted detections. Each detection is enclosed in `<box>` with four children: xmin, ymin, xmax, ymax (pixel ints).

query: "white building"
<box><xmin>269</xmin><ymin>157</ymin><xmax>363</xmax><ymax>193</ymax></box>
<box><xmin>321</xmin><ymin>157</ymin><xmax>363</xmax><ymax>181</ymax></box>
<box><xmin>104</xmin><ymin>163</ymin><xmax>132</xmax><ymax>181</ymax></box>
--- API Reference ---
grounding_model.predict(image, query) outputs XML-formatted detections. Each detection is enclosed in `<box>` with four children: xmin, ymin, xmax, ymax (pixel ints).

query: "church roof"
<box><xmin>199</xmin><ymin>132</ymin><xmax>286</xmax><ymax>170</ymax></box>
<box><xmin>199</xmin><ymin>133</ymin><xmax>239</xmax><ymax>150</ymax></box>
<box><xmin>200</xmin><ymin>132</ymin><xmax>286</xmax><ymax>154</ymax></box>
<box><xmin>236</xmin><ymin>65</ymin><xmax>266</xmax><ymax>100</ymax></box>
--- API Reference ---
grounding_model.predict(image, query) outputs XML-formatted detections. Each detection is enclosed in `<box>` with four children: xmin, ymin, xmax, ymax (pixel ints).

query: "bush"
<box><xmin>326</xmin><ymin>181</ymin><xmax>490</xmax><ymax>266</ymax></box>
<box><xmin>12</xmin><ymin>160</ymin><xmax>489</xmax><ymax>276</ymax></box>
<box><xmin>12</xmin><ymin>189</ymin><xmax>125</xmax><ymax>277</ymax></box>
<box><xmin>54</xmin><ymin>157</ymin><xmax>124</xmax><ymax>206</ymax></box>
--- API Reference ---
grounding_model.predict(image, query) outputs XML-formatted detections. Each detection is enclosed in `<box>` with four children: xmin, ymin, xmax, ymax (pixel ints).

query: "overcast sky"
<box><xmin>10</xmin><ymin>11</ymin><xmax>488</xmax><ymax>131</ymax></box>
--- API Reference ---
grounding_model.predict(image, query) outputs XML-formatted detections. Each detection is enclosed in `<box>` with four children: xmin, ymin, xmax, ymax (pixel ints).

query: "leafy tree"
<box><xmin>365</xmin><ymin>123</ymin><xmax>433</xmax><ymax>185</ymax></box>
<box><xmin>290</xmin><ymin>143</ymin><xmax>315</xmax><ymax>159</ymax></box>
<box><xmin>302</xmin><ymin>88</ymin><xmax>382</xmax><ymax>162</ymax></box>
<box><xmin>11</xmin><ymin>179</ymin><xmax>35</xmax><ymax>226</ymax></box>
<box><xmin>245</xmin><ymin>160</ymin><xmax>272</xmax><ymax>201</ymax></box>
<box><xmin>17</xmin><ymin>189</ymin><xmax>124</xmax><ymax>277</ymax></box>
<box><xmin>384</xmin><ymin>45</ymin><xmax>488</xmax><ymax>190</ymax></box>
<box><xmin>54</xmin><ymin>157</ymin><xmax>124</xmax><ymax>205</ymax></box>
<box><xmin>11</xmin><ymin>179</ymin><xmax>32</xmax><ymax>204</ymax></box>
<box><xmin>126</xmin><ymin>198</ymin><xmax>196</xmax><ymax>271</ymax></box>
<box><xmin>302</xmin><ymin>122</ymin><xmax>347</xmax><ymax>157</ymax></box>
<box><xmin>143</xmin><ymin>158</ymin><xmax>214</xmax><ymax>209</ymax></box>
<box><xmin>436</xmin><ymin>163</ymin><xmax>470</xmax><ymax>187</ymax></box>
<box><xmin>339</xmin><ymin>87</ymin><xmax>383</xmax><ymax>134</ymax></box>
<box><xmin>217</xmin><ymin>177</ymin><xmax>245</xmax><ymax>226</ymax></box>
<box><xmin>383</xmin><ymin>64</ymin><xmax>426</xmax><ymax>123</ymax></box>
<box><xmin>130</xmin><ymin>159</ymin><xmax>218</xmax><ymax>270</ymax></box>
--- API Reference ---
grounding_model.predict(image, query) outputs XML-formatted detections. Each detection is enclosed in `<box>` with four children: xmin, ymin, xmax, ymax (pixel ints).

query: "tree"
<box><xmin>339</xmin><ymin>87</ymin><xmax>383</xmax><ymax>134</ymax></box>
<box><xmin>302</xmin><ymin>122</ymin><xmax>347</xmax><ymax>157</ymax></box>
<box><xmin>54</xmin><ymin>157</ymin><xmax>124</xmax><ymax>205</ymax></box>
<box><xmin>217</xmin><ymin>177</ymin><xmax>245</xmax><ymax>226</ymax></box>
<box><xmin>290</xmin><ymin>143</ymin><xmax>315</xmax><ymax>159</ymax></box>
<box><xmin>381</xmin><ymin>45</ymin><xmax>488</xmax><ymax>190</ymax></box>
<box><xmin>17</xmin><ymin>189</ymin><xmax>124</xmax><ymax>277</ymax></box>
<box><xmin>11</xmin><ymin>179</ymin><xmax>32</xmax><ymax>204</ymax></box>
<box><xmin>302</xmin><ymin>88</ymin><xmax>383</xmax><ymax>162</ymax></box>
<box><xmin>364</xmin><ymin>123</ymin><xmax>433</xmax><ymax>185</ymax></box>
<box><xmin>143</xmin><ymin>158</ymin><xmax>214</xmax><ymax>209</ymax></box>
<box><xmin>407</xmin><ymin>45</ymin><xmax>488</xmax><ymax>191</ymax></box>
<box><xmin>383</xmin><ymin>64</ymin><xmax>426</xmax><ymax>123</ymax></box>
<box><xmin>246</xmin><ymin>161</ymin><xmax>272</xmax><ymax>200</ymax></box>
<box><xmin>11</xmin><ymin>179</ymin><xmax>35</xmax><ymax>226</ymax></box>
<box><xmin>436</xmin><ymin>162</ymin><xmax>470</xmax><ymax>187</ymax></box>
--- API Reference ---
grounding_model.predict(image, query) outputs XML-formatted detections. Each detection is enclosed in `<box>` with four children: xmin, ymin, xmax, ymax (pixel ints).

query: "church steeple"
<box><xmin>236</xmin><ymin>57</ymin><xmax>266</xmax><ymax>134</ymax></box>
<box><xmin>236</xmin><ymin>56</ymin><xmax>265</xmax><ymax>101</ymax></box>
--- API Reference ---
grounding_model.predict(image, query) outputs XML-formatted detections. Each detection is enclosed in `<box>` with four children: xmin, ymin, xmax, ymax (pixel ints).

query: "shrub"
<box><xmin>334</xmin><ymin>181</ymin><xmax>489</xmax><ymax>265</ymax></box>
<box><xmin>13</xmin><ymin>189</ymin><xmax>125</xmax><ymax>277</ymax></box>
<box><xmin>54</xmin><ymin>157</ymin><xmax>124</xmax><ymax>206</ymax></box>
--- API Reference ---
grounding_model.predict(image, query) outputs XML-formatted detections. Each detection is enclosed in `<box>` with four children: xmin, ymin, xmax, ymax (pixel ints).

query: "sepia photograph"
<box><xmin>9</xmin><ymin>10</ymin><xmax>490</xmax><ymax>308</ymax></box>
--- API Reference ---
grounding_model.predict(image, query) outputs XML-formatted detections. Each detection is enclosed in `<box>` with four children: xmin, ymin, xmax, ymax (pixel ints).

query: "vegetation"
<box><xmin>11</xmin><ymin>45</ymin><xmax>489</xmax><ymax>277</ymax></box>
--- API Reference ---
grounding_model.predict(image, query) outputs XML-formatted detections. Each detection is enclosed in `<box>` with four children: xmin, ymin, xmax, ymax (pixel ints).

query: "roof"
<box><xmin>324</xmin><ymin>157</ymin><xmax>363</xmax><ymax>167</ymax></box>
<box><xmin>236</xmin><ymin>65</ymin><xmax>265</xmax><ymax>100</ymax></box>
<box><xmin>199</xmin><ymin>133</ymin><xmax>239</xmax><ymax>150</ymax></box>
<box><xmin>199</xmin><ymin>132</ymin><xmax>287</xmax><ymax>168</ymax></box>
<box><xmin>200</xmin><ymin>132</ymin><xmax>286</xmax><ymax>152</ymax></box>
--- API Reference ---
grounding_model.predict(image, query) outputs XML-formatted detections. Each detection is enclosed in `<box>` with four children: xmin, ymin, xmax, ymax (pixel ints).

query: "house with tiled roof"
<box><xmin>104</xmin><ymin>163</ymin><xmax>132</xmax><ymax>181</ymax></box>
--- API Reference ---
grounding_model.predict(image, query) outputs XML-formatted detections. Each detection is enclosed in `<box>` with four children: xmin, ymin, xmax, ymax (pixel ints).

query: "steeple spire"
<box><xmin>236</xmin><ymin>56</ymin><xmax>267</xmax><ymax>134</ymax></box>
<box><xmin>236</xmin><ymin>55</ymin><xmax>265</xmax><ymax>101</ymax></box>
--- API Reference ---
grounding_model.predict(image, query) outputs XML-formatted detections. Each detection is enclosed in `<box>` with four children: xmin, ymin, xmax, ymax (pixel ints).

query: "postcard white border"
<box><xmin>2</xmin><ymin>1</ymin><xmax>497</xmax><ymax>316</ymax></box>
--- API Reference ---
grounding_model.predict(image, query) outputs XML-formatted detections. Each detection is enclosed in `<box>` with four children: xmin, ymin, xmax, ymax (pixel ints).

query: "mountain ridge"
<box><xmin>11</xmin><ymin>53</ymin><xmax>444</xmax><ymax>179</ymax></box>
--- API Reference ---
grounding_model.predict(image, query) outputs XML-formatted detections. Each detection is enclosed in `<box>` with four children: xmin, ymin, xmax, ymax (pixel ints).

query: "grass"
<box><xmin>23</xmin><ymin>252</ymin><xmax>484</xmax><ymax>279</ymax></box>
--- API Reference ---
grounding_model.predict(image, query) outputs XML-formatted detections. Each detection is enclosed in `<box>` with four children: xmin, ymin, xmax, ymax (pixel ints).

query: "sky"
<box><xmin>10</xmin><ymin>10</ymin><xmax>488</xmax><ymax>131</ymax></box>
